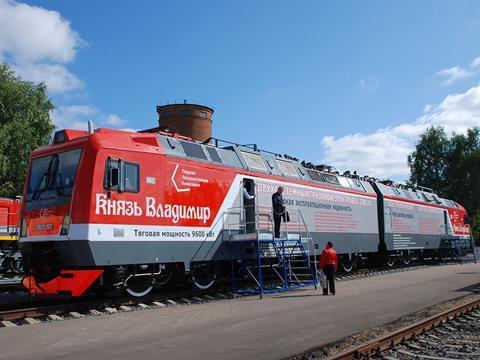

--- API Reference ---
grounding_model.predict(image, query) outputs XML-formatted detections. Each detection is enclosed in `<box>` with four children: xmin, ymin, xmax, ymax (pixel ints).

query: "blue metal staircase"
<box><xmin>226</xmin><ymin>207</ymin><xmax>318</xmax><ymax>298</ymax></box>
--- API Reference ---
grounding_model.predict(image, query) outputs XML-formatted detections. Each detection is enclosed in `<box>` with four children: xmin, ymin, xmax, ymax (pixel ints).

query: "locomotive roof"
<box><xmin>372</xmin><ymin>182</ymin><xmax>457</xmax><ymax>209</ymax></box>
<box><xmin>42</xmin><ymin>127</ymin><xmax>458</xmax><ymax>209</ymax></box>
<box><xmin>154</xmin><ymin>131</ymin><xmax>377</xmax><ymax>196</ymax></box>
<box><xmin>156</xmin><ymin>133</ymin><xmax>457</xmax><ymax>209</ymax></box>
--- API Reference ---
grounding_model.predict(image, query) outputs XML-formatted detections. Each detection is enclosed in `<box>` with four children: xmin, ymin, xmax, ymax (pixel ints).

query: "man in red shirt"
<box><xmin>319</xmin><ymin>241</ymin><xmax>338</xmax><ymax>295</ymax></box>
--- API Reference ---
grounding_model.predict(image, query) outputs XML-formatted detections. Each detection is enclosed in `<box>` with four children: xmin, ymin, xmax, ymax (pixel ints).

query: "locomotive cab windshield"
<box><xmin>25</xmin><ymin>148</ymin><xmax>83</xmax><ymax>210</ymax></box>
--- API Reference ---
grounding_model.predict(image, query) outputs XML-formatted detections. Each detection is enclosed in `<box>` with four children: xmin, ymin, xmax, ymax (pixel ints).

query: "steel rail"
<box><xmin>0</xmin><ymin>284</ymin><xmax>239</xmax><ymax>322</ymax></box>
<box><xmin>0</xmin><ymin>296</ymin><xmax>107</xmax><ymax>321</ymax></box>
<box><xmin>327</xmin><ymin>296</ymin><xmax>480</xmax><ymax>360</ymax></box>
<box><xmin>0</xmin><ymin>263</ymin><xmax>463</xmax><ymax>321</ymax></box>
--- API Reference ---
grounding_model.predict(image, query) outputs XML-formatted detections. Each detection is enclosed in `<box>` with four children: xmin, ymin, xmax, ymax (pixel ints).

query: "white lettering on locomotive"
<box><xmin>256</xmin><ymin>182</ymin><xmax>373</xmax><ymax>206</ymax></box>
<box><xmin>96</xmin><ymin>194</ymin><xmax>143</xmax><ymax>216</ymax></box>
<box><xmin>95</xmin><ymin>193</ymin><xmax>211</xmax><ymax>224</ymax></box>
<box><xmin>145</xmin><ymin>196</ymin><xmax>211</xmax><ymax>224</ymax></box>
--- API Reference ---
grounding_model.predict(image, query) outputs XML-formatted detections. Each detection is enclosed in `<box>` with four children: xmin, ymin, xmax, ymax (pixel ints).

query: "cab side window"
<box><xmin>124</xmin><ymin>162</ymin><xmax>139</xmax><ymax>192</ymax></box>
<box><xmin>104</xmin><ymin>158</ymin><xmax>139</xmax><ymax>193</ymax></box>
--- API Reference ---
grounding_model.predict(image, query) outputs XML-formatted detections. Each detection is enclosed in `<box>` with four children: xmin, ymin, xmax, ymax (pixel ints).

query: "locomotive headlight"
<box><xmin>20</xmin><ymin>218</ymin><xmax>27</xmax><ymax>237</ymax></box>
<box><xmin>60</xmin><ymin>215</ymin><xmax>71</xmax><ymax>236</ymax></box>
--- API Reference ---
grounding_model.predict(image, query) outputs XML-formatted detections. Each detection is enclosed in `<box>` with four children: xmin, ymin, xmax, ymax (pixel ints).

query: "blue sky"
<box><xmin>1</xmin><ymin>0</ymin><xmax>480</xmax><ymax>179</ymax></box>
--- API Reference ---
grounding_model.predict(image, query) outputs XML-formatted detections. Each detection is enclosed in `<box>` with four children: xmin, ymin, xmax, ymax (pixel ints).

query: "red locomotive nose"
<box><xmin>22</xmin><ymin>270</ymin><xmax>103</xmax><ymax>297</ymax></box>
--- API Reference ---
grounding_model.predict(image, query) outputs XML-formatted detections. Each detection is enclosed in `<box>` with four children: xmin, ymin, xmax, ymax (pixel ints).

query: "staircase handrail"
<box><xmin>224</xmin><ymin>206</ymin><xmax>246</xmax><ymax>238</ymax></box>
<box><xmin>298</xmin><ymin>209</ymin><xmax>317</xmax><ymax>273</ymax></box>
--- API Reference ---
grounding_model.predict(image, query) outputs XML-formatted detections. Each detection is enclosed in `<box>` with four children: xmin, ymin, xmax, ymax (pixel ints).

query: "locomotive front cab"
<box><xmin>20</xmin><ymin>131</ymin><xmax>102</xmax><ymax>296</ymax></box>
<box><xmin>23</xmin><ymin>147</ymin><xmax>82</xmax><ymax>236</ymax></box>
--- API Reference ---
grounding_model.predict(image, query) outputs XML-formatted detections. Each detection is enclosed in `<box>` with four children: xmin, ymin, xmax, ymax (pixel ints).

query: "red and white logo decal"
<box><xmin>171</xmin><ymin>164</ymin><xmax>209</xmax><ymax>193</ymax></box>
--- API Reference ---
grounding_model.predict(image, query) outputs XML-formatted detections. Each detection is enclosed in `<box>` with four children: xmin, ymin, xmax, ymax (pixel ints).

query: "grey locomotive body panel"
<box><xmin>383</xmin><ymin>198</ymin><xmax>445</xmax><ymax>251</ymax></box>
<box><xmin>254</xmin><ymin>178</ymin><xmax>379</xmax><ymax>254</ymax></box>
<box><xmin>373</xmin><ymin>183</ymin><xmax>455</xmax><ymax>252</ymax></box>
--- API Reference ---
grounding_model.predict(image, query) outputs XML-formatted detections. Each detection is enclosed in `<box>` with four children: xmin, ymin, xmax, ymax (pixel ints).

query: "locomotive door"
<box><xmin>242</xmin><ymin>178</ymin><xmax>256</xmax><ymax>233</ymax></box>
<box><xmin>443</xmin><ymin>210</ymin><xmax>451</xmax><ymax>235</ymax></box>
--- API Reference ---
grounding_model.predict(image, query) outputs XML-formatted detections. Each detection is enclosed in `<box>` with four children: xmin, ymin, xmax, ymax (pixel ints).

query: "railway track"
<box><xmin>0</xmin><ymin>261</ymin><xmax>469</xmax><ymax>328</ymax></box>
<box><xmin>326</xmin><ymin>297</ymin><xmax>480</xmax><ymax>360</ymax></box>
<box><xmin>335</xmin><ymin>258</ymin><xmax>468</xmax><ymax>282</ymax></box>
<box><xmin>0</xmin><ymin>264</ymin><xmax>427</xmax><ymax>297</ymax></box>
<box><xmin>0</xmin><ymin>285</ymin><xmax>241</xmax><ymax>325</ymax></box>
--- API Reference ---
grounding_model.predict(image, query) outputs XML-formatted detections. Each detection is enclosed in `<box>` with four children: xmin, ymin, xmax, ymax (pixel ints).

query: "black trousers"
<box><xmin>323</xmin><ymin>264</ymin><xmax>336</xmax><ymax>294</ymax></box>
<box><xmin>273</xmin><ymin>213</ymin><xmax>282</xmax><ymax>238</ymax></box>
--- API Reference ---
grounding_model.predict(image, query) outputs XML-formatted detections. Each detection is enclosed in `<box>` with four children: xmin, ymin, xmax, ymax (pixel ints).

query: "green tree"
<box><xmin>444</xmin><ymin>129</ymin><xmax>480</xmax><ymax>214</ymax></box>
<box><xmin>0</xmin><ymin>62</ymin><xmax>55</xmax><ymax>198</ymax></box>
<box><xmin>471</xmin><ymin>209</ymin><xmax>480</xmax><ymax>242</ymax></box>
<box><xmin>408</xmin><ymin>126</ymin><xmax>480</xmax><ymax>244</ymax></box>
<box><xmin>407</xmin><ymin>126</ymin><xmax>449</xmax><ymax>194</ymax></box>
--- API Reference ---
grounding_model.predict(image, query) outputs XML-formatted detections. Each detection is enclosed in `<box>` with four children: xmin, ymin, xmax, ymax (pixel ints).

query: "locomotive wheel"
<box><xmin>400</xmin><ymin>253</ymin><xmax>411</xmax><ymax>266</ymax></box>
<box><xmin>0</xmin><ymin>260</ymin><xmax>6</xmax><ymax>274</ymax></box>
<box><xmin>386</xmin><ymin>255</ymin><xmax>395</xmax><ymax>268</ymax></box>
<box><xmin>9</xmin><ymin>258</ymin><xmax>22</xmax><ymax>274</ymax></box>
<box><xmin>124</xmin><ymin>275</ymin><xmax>154</xmax><ymax>297</ymax></box>
<box><xmin>191</xmin><ymin>262</ymin><xmax>218</xmax><ymax>290</ymax></box>
<box><xmin>155</xmin><ymin>266</ymin><xmax>173</xmax><ymax>287</ymax></box>
<box><xmin>342</xmin><ymin>258</ymin><xmax>354</xmax><ymax>273</ymax></box>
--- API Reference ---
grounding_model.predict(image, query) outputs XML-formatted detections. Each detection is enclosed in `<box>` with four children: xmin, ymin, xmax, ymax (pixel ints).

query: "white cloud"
<box><xmin>437</xmin><ymin>66</ymin><xmax>473</xmax><ymax>86</ymax></box>
<box><xmin>0</xmin><ymin>0</ymin><xmax>82</xmax><ymax>63</ymax></box>
<box><xmin>419</xmin><ymin>85</ymin><xmax>480</xmax><ymax>132</ymax></box>
<box><xmin>0</xmin><ymin>1</ymin><xmax>128</xmax><ymax>130</ymax></box>
<box><xmin>470</xmin><ymin>57</ymin><xmax>480</xmax><ymax>68</ymax></box>
<box><xmin>321</xmin><ymin>84</ymin><xmax>480</xmax><ymax>180</ymax></box>
<box><xmin>436</xmin><ymin>55</ymin><xmax>480</xmax><ymax>86</ymax></box>
<box><xmin>50</xmin><ymin>105</ymin><xmax>97</xmax><ymax>130</ymax></box>
<box><xmin>0</xmin><ymin>0</ymin><xmax>84</xmax><ymax>94</ymax></box>
<box><xmin>119</xmin><ymin>128</ymin><xmax>138</xmax><ymax>132</ymax></box>
<box><xmin>105</xmin><ymin>114</ymin><xmax>125</xmax><ymax>126</ymax></box>
<box><xmin>358</xmin><ymin>76</ymin><xmax>379</xmax><ymax>93</ymax></box>
<box><xmin>12</xmin><ymin>62</ymin><xmax>83</xmax><ymax>93</ymax></box>
<box><xmin>51</xmin><ymin>105</ymin><xmax>128</xmax><ymax>131</ymax></box>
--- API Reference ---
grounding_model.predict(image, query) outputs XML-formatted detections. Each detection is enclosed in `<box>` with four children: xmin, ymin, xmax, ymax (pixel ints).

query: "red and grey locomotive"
<box><xmin>19</xmin><ymin>127</ymin><xmax>471</xmax><ymax>297</ymax></box>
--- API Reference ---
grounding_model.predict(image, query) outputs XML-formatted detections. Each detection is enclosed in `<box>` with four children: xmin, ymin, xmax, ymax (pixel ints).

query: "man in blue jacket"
<box><xmin>272</xmin><ymin>186</ymin><xmax>285</xmax><ymax>238</ymax></box>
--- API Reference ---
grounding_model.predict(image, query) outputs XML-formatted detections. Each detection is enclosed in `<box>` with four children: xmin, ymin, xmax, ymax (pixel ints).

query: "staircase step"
<box><xmin>291</xmin><ymin>274</ymin><xmax>316</xmax><ymax>278</ymax></box>
<box><xmin>288</xmin><ymin>258</ymin><xmax>308</xmax><ymax>261</ymax></box>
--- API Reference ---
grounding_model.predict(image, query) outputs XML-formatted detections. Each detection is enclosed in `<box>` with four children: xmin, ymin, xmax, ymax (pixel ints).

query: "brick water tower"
<box><xmin>156</xmin><ymin>101</ymin><xmax>214</xmax><ymax>142</ymax></box>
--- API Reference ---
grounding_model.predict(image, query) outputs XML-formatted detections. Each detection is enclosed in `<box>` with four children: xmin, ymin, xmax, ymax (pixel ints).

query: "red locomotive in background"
<box><xmin>0</xmin><ymin>197</ymin><xmax>21</xmax><ymax>274</ymax></box>
<box><xmin>18</xmin><ymin>126</ymin><xmax>472</xmax><ymax>297</ymax></box>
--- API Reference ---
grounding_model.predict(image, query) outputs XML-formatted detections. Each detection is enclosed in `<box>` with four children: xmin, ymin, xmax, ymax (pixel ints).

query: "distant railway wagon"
<box><xmin>19</xmin><ymin>127</ymin><xmax>471</xmax><ymax>297</ymax></box>
<box><xmin>0</xmin><ymin>197</ymin><xmax>21</xmax><ymax>273</ymax></box>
